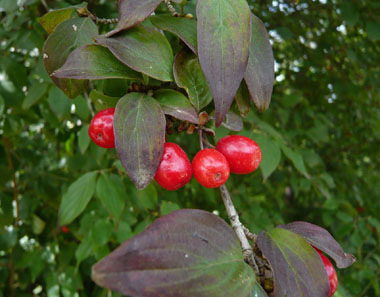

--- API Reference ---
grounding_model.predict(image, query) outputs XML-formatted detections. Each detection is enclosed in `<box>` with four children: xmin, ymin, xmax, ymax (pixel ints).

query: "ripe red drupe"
<box><xmin>88</xmin><ymin>108</ymin><xmax>115</xmax><ymax>148</ymax></box>
<box><xmin>315</xmin><ymin>248</ymin><xmax>338</xmax><ymax>297</ymax></box>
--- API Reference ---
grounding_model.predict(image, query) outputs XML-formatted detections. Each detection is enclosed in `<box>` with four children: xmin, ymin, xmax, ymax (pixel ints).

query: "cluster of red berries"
<box><xmin>88</xmin><ymin>108</ymin><xmax>262</xmax><ymax>190</ymax></box>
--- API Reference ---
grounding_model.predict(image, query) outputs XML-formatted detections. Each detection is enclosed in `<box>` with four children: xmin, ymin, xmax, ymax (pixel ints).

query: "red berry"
<box><xmin>315</xmin><ymin>248</ymin><xmax>338</xmax><ymax>297</ymax></box>
<box><xmin>88</xmin><ymin>108</ymin><xmax>115</xmax><ymax>148</ymax></box>
<box><xmin>216</xmin><ymin>135</ymin><xmax>262</xmax><ymax>174</ymax></box>
<box><xmin>154</xmin><ymin>143</ymin><xmax>192</xmax><ymax>191</ymax></box>
<box><xmin>192</xmin><ymin>149</ymin><xmax>230</xmax><ymax>188</ymax></box>
<box><xmin>61</xmin><ymin>226</ymin><xmax>70</xmax><ymax>233</ymax></box>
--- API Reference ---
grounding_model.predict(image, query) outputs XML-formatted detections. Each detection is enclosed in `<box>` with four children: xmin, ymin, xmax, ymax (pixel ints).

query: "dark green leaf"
<box><xmin>197</xmin><ymin>0</ymin><xmax>251</xmax><ymax>126</ymax></box>
<box><xmin>54</xmin><ymin>45</ymin><xmax>142</xmax><ymax>81</ymax></box>
<box><xmin>173</xmin><ymin>49</ymin><xmax>212</xmax><ymax>111</ymax></box>
<box><xmin>73</xmin><ymin>95</ymin><xmax>90</xmax><ymax>120</ymax></box>
<box><xmin>107</xmin><ymin>0</ymin><xmax>163</xmax><ymax>36</ymax></box>
<box><xmin>59</xmin><ymin>171</ymin><xmax>98</xmax><ymax>225</ymax></box>
<box><xmin>43</xmin><ymin>18</ymin><xmax>98</xmax><ymax>98</ymax></box>
<box><xmin>0</xmin><ymin>95</ymin><xmax>4</xmax><ymax>117</ymax></box>
<box><xmin>153</xmin><ymin>89</ymin><xmax>199</xmax><ymax>124</ymax></box>
<box><xmin>89</xmin><ymin>89</ymin><xmax>120</xmax><ymax>111</ymax></box>
<box><xmin>278</xmin><ymin>221</ymin><xmax>356</xmax><ymax>268</ymax></box>
<box><xmin>160</xmin><ymin>200</ymin><xmax>180</xmax><ymax>216</ymax></box>
<box><xmin>91</xmin><ymin>219</ymin><xmax>114</xmax><ymax>247</ymax></box>
<box><xmin>114</xmin><ymin>92</ymin><xmax>166</xmax><ymax>189</ymax></box>
<box><xmin>253</xmin><ymin>135</ymin><xmax>281</xmax><ymax>180</ymax></box>
<box><xmin>48</xmin><ymin>86</ymin><xmax>72</xmax><ymax>120</ymax></box>
<box><xmin>257</xmin><ymin>228</ymin><xmax>330</xmax><ymax>297</ymax></box>
<box><xmin>39</xmin><ymin>3</ymin><xmax>88</xmax><ymax>34</ymax></box>
<box><xmin>96</xmin><ymin>173</ymin><xmax>126</xmax><ymax>220</ymax></box>
<box><xmin>22</xmin><ymin>83</ymin><xmax>49</xmax><ymax>109</ymax></box>
<box><xmin>115</xmin><ymin>221</ymin><xmax>133</xmax><ymax>243</ymax></box>
<box><xmin>366</xmin><ymin>21</ymin><xmax>380</xmax><ymax>41</ymax></box>
<box><xmin>150</xmin><ymin>15</ymin><xmax>197</xmax><ymax>53</ymax></box>
<box><xmin>97</xmin><ymin>25</ymin><xmax>173</xmax><ymax>82</ymax></box>
<box><xmin>235</xmin><ymin>81</ymin><xmax>252</xmax><ymax>118</ymax></box>
<box><xmin>92</xmin><ymin>209</ymin><xmax>255</xmax><ymax>297</ymax></box>
<box><xmin>78</xmin><ymin>124</ymin><xmax>91</xmax><ymax>154</ymax></box>
<box><xmin>281</xmin><ymin>144</ymin><xmax>309</xmax><ymax>178</ymax></box>
<box><xmin>244</xmin><ymin>14</ymin><xmax>274</xmax><ymax>112</ymax></box>
<box><xmin>76</xmin><ymin>236</ymin><xmax>93</xmax><ymax>263</ymax></box>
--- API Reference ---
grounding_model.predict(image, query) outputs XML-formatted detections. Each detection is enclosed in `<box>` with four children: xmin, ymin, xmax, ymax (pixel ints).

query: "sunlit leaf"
<box><xmin>197</xmin><ymin>0</ymin><xmax>251</xmax><ymax>126</ymax></box>
<box><xmin>97</xmin><ymin>25</ymin><xmax>173</xmax><ymax>82</ymax></box>
<box><xmin>92</xmin><ymin>209</ymin><xmax>255</xmax><ymax>297</ymax></box>
<box><xmin>114</xmin><ymin>92</ymin><xmax>166</xmax><ymax>189</ymax></box>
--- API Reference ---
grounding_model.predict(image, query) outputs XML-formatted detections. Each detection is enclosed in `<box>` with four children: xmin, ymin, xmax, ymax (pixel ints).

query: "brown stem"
<box><xmin>8</xmin><ymin>257</ymin><xmax>15</xmax><ymax>297</ymax></box>
<box><xmin>3</xmin><ymin>137</ymin><xmax>20</xmax><ymax>227</ymax></box>
<box><xmin>199</xmin><ymin>130</ymin><xmax>204</xmax><ymax>150</ymax></box>
<box><xmin>164</xmin><ymin>0</ymin><xmax>178</xmax><ymax>16</ymax></box>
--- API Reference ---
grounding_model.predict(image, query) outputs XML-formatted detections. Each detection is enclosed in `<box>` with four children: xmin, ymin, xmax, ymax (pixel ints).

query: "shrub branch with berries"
<box><xmin>41</xmin><ymin>0</ymin><xmax>355</xmax><ymax>296</ymax></box>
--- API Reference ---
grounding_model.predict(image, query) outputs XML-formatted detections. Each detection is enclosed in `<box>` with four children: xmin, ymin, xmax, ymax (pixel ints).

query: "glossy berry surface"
<box><xmin>88</xmin><ymin>108</ymin><xmax>115</xmax><ymax>148</ymax></box>
<box><xmin>216</xmin><ymin>135</ymin><xmax>262</xmax><ymax>174</ymax></box>
<box><xmin>192</xmin><ymin>149</ymin><xmax>230</xmax><ymax>188</ymax></box>
<box><xmin>315</xmin><ymin>249</ymin><xmax>338</xmax><ymax>297</ymax></box>
<box><xmin>154</xmin><ymin>143</ymin><xmax>192</xmax><ymax>191</ymax></box>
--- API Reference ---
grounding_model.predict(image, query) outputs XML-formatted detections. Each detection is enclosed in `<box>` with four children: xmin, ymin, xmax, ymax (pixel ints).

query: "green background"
<box><xmin>0</xmin><ymin>0</ymin><xmax>379</xmax><ymax>296</ymax></box>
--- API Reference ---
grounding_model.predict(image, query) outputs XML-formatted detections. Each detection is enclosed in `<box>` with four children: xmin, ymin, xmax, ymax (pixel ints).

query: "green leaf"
<box><xmin>32</xmin><ymin>214</ymin><xmax>46</xmax><ymax>235</ymax></box>
<box><xmin>96</xmin><ymin>25</ymin><xmax>174</xmax><ymax>82</ymax></box>
<box><xmin>153</xmin><ymin>89</ymin><xmax>199</xmax><ymax>124</ymax></box>
<box><xmin>92</xmin><ymin>209</ymin><xmax>255</xmax><ymax>297</ymax></box>
<box><xmin>95</xmin><ymin>173</ymin><xmax>126</xmax><ymax>220</ymax></box>
<box><xmin>114</xmin><ymin>92</ymin><xmax>166</xmax><ymax>189</ymax></box>
<box><xmin>173</xmin><ymin>49</ymin><xmax>212</xmax><ymax>112</ymax></box>
<box><xmin>115</xmin><ymin>221</ymin><xmax>133</xmax><ymax>243</ymax></box>
<box><xmin>108</xmin><ymin>0</ymin><xmax>163</xmax><ymax>36</ymax></box>
<box><xmin>160</xmin><ymin>200</ymin><xmax>180</xmax><ymax>216</ymax></box>
<box><xmin>0</xmin><ymin>95</ymin><xmax>4</xmax><ymax>117</ymax></box>
<box><xmin>78</xmin><ymin>124</ymin><xmax>90</xmax><ymax>154</ymax></box>
<box><xmin>257</xmin><ymin>228</ymin><xmax>330</xmax><ymax>297</ymax></box>
<box><xmin>73</xmin><ymin>96</ymin><xmax>90</xmax><ymax>120</ymax></box>
<box><xmin>281</xmin><ymin>144</ymin><xmax>309</xmax><ymax>178</ymax></box>
<box><xmin>131</xmin><ymin>183</ymin><xmax>158</xmax><ymax>212</ymax></box>
<box><xmin>39</xmin><ymin>3</ymin><xmax>88</xmax><ymax>34</ymax></box>
<box><xmin>59</xmin><ymin>171</ymin><xmax>98</xmax><ymax>226</ymax></box>
<box><xmin>150</xmin><ymin>15</ymin><xmax>197</xmax><ymax>53</ymax></box>
<box><xmin>253</xmin><ymin>135</ymin><xmax>281</xmax><ymax>180</ymax></box>
<box><xmin>91</xmin><ymin>219</ymin><xmax>114</xmax><ymax>247</ymax></box>
<box><xmin>366</xmin><ymin>21</ymin><xmax>380</xmax><ymax>41</ymax></box>
<box><xmin>43</xmin><ymin>17</ymin><xmax>98</xmax><ymax>98</ymax></box>
<box><xmin>54</xmin><ymin>45</ymin><xmax>142</xmax><ymax>81</ymax></box>
<box><xmin>339</xmin><ymin>2</ymin><xmax>359</xmax><ymax>26</ymax></box>
<box><xmin>235</xmin><ymin>81</ymin><xmax>251</xmax><ymax>118</ymax></box>
<box><xmin>48</xmin><ymin>86</ymin><xmax>72</xmax><ymax>120</ymax></box>
<box><xmin>89</xmin><ymin>89</ymin><xmax>120</xmax><ymax>111</ymax></box>
<box><xmin>75</xmin><ymin>236</ymin><xmax>93</xmax><ymax>264</ymax></box>
<box><xmin>197</xmin><ymin>0</ymin><xmax>251</xmax><ymax>126</ymax></box>
<box><xmin>251</xmin><ymin>282</ymin><xmax>268</xmax><ymax>297</ymax></box>
<box><xmin>22</xmin><ymin>83</ymin><xmax>49</xmax><ymax>109</ymax></box>
<box><xmin>244</xmin><ymin>14</ymin><xmax>274</xmax><ymax>112</ymax></box>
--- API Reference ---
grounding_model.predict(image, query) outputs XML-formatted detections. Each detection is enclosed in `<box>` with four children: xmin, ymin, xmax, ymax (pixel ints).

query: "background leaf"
<box><xmin>197</xmin><ymin>0</ymin><xmax>251</xmax><ymax>126</ymax></box>
<box><xmin>89</xmin><ymin>89</ymin><xmax>120</xmax><ymax>111</ymax></box>
<box><xmin>54</xmin><ymin>44</ymin><xmax>142</xmax><ymax>81</ymax></box>
<box><xmin>253</xmin><ymin>135</ymin><xmax>281</xmax><ymax>180</ymax></box>
<box><xmin>244</xmin><ymin>14</ymin><xmax>274</xmax><ymax>112</ymax></box>
<box><xmin>278</xmin><ymin>221</ymin><xmax>356</xmax><ymax>268</ymax></box>
<box><xmin>154</xmin><ymin>89</ymin><xmax>199</xmax><ymax>124</ymax></box>
<box><xmin>173</xmin><ymin>48</ymin><xmax>212</xmax><ymax>112</ymax></box>
<box><xmin>107</xmin><ymin>0</ymin><xmax>163</xmax><ymax>36</ymax></box>
<box><xmin>43</xmin><ymin>17</ymin><xmax>98</xmax><ymax>98</ymax></box>
<box><xmin>114</xmin><ymin>92</ymin><xmax>166</xmax><ymax>189</ymax></box>
<box><xmin>48</xmin><ymin>86</ymin><xmax>72</xmax><ymax>120</ymax></box>
<box><xmin>92</xmin><ymin>209</ymin><xmax>255</xmax><ymax>297</ymax></box>
<box><xmin>150</xmin><ymin>15</ymin><xmax>197</xmax><ymax>54</ymax></box>
<box><xmin>257</xmin><ymin>228</ymin><xmax>330</xmax><ymax>297</ymax></box>
<box><xmin>59</xmin><ymin>172</ymin><xmax>98</xmax><ymax>226</ymax></box>
<box><xmin>97</xmin><ymin>25</ymin><xmax>173</xmax><ymax>82</ymax></box>
<box><xmin>22</xmin><ymin>83</ymin><xmax>49</xmax><ymax>109</ymax></box>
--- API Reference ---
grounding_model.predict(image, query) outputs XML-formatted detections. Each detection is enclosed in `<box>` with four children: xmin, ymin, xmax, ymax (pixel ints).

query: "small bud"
<box><xmin>77</xmin><ymin>7</ymin><xmax>88</xmax><ymax>16</ymax></box>
<box><xmin>184</xmin><ymin>13</ymin><xmax>194</xmax><ymax>19</ymax></box>
<box><xmin>198</xmin><ymin>111</ymin><xmax>209</xmax><ymax>126</ymax></box>
<box><xmin>131</xmin><ymin>83</ymin><xmax>140</xmax><ymax>92</ymax></box>
<box><xmin>186</xmin><ymin>124</ymin><xmax>196</xmax><ymax>134</ymax></box>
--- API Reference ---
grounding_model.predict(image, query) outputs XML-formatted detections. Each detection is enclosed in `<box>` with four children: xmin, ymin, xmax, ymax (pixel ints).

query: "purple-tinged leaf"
<box><xmin>39</xmin><ymin>2</ymin><xmax>87</xmax><ymax>34</ymax></box>
<box><xmin>114</xmin><ymin>92</ymin><xmax>165</xmax><ymax>189</ymax></box>
<box><xmin>107</xmin><ymin>0</ymin><xmax>163</xmax><ymax>36</ymax></box>
<box><xmin>244</xmin><ymin>14</ymin><xmax>274</xmax><ymax>112</ymax></box>
<box><xmin>235</xmin><ymin>81</ymin><xmax>252</xmax><ymax>118</ymax></box>
<box><xmin>257</xmin><ymin>228</ymin><xmax>330</xmax><ymax>297</ymax></box>
<box><xmin>173</xmin><ymin>48</ymin><xmax>212</xmax><ymax>112</ymax></box>
<box><xmin>97</xmin><ymin>25</ymin><xmax>174</xmax><ymax>82</ymax></box>
<box><xmin>210</xmin><ymin>111</ymin><xmax>243</xmax><ymax>131</ymax></box>
<box><xmin>54</xmin><ymin>44</ymin><xmax>142</xmax><ymax>81</ymax></box>
<box><xmin>153</xmin><ymin>89</ymin><xmax>199</xmax><ymax>124</ymax></box>
<box><xmin>43</xmin><ymin>18</ymin><xmax>98</xmax><ymax>98</ymax></box>
<box><xmin>92</xmin><ymin>209</ymin><xmax>255</xmax><ymax>297</ymax></box>
<box><xmin>150</xmin><ymin>15</ymin><xmax>197</xmax><ymax>54</ymax></box>
<box><xmin>278</xmin><ymin>221</ymin><xmax>356</xmax><ymax>268</ymax></box>
<box><xmin>197</xmin><ymin>0</ymin><xmax>251</xmax><ymax>126</ymax></box>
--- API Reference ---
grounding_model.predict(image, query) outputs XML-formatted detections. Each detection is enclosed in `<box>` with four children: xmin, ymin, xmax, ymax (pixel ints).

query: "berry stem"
<box><xmin>164</xmin><ymin>0</ymin><xmax>179</xmax><ymax>16</ymax></box>
<box><xmin>219</xmin><ymin>184</ymin><xmax>259</xmax><ymax>273</ymax></box>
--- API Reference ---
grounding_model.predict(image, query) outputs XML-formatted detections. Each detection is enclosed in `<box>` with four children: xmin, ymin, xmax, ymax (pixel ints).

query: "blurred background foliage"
<box><xmin>0</xmin><ymin>0</ymin><xmax>379</xmax><ymax>296</ymax></box>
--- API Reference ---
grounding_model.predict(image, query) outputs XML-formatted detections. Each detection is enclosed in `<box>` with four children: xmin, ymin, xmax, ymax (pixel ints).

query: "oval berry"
<box><xmin>216</xmin><ymin>135</ymin><xmax>262</xmax><ymax>174</ymax></box>
<box><xmin>315</xmin><ymin>248</ymin><xmax>338</xmax><ymax>297</ymax></box>
<box><xmin>154</xmin><ymin>143</ymin><xmax>192</xmax><ymax>191</ymax></box>
<box><xmin>192</xmin><ymin>149</ymin><xmax>230</xmax><ymax>188</ymax></box>
<box><xmin>88</xmin><ymin>108</ymin><xmax>115</xmax><ymax>148</ymax></box>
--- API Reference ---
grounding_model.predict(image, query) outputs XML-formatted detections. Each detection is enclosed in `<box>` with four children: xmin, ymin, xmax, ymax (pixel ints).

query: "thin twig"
<box><xmin>219</xmin><ymin>185</ymin><xmax>259</xmax><ymax>273</ymax></box>
<box><xmin>84</xmin><ymin>92</ymin><xmax>95</xmax><ymax>117</ymax></box>
<box><xmin>78</xmin><ymin>8</ymin><xmax>118</xmax><ymax>24</ymax></box>
<box><xmin>3</xmin><ymin>137</ymin><xmax>20</xmax><ymax>227</ymax></box>
<box><xmin>199</xmin><ymin>130</ymin><xmax>204</xmax><ymax>150</ymax></box>
<box><xmin>164</xmin><ymin>0</ymin><xmax>178</xmax><ymax>16</ymax></box>
<box><xmin>202</xmin><ymin>136</ymin><xmax>215</xmax><ymax>149</ymax></box>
